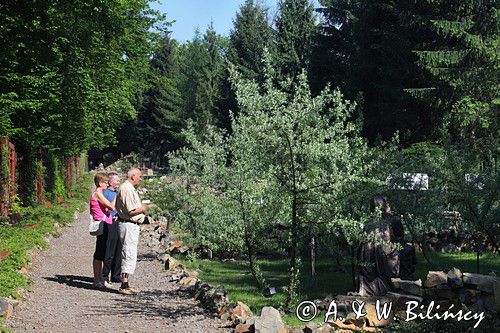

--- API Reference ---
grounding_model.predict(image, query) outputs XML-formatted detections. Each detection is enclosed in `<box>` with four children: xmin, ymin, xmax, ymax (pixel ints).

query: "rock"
<box><xmin>167</xmin><ymin>240</ymin><xmax>185</xmax><ymax>252</ymax></box>
<box><xmin>364</xmin><ymin>303</ymin><xmax>392</xmax><ymax>327</ymax></box>
<box><xmin>172</xmin><ymin>245</ymin><xmax>190</xmax><ymax>255</ymax></box>
<box><xmin>230</xmin><ymin>302</ymin><xmax>253</xmax><ymax>325</ymax></box>
<box><xmin>313</xmin><ymin>324</ymin><xmax>333</xmax><ymax>333</ymax></box>
<box><xmin>434</xmin><ymin>284</ymin><xmax>457</xmax><ymax>300</ymax></box>
<box><xmin>328</xmin><ymin>320</ymin><xmax>375</xmax><ymax>332</ymax></box>
<box><xmin>386</xmin><ymin>292</ymin><xmax>424</xmax><ymax>311</ymax></box>
<box><xmin>165</xmin><ymin>257</ymin><xmax>179</xmax><ymax>271</ymax></box>
<box><xmin>470</xmin><ymin>298</ymin><xmax>485</xmax><ymax>313</ymax></box>
<box><xmin>183</xmin><ymin>269</ymin><xmax>199</xmax><ymax>278</ymax></box>
<box><xmin>441</xmin><ymin>244</ymin><xmax>460</xmax><ymax>253</ymax></box>
<box><xmin>483</xmin><ymin>295</ymin><xmax>497</xmax><ymax>312</ymax></box>
<box><xmin>0</xmin><ymin>298</ymin><xmax>18</xmax><ymax>318</ymax></box>
<box><xmin>254</xmin><ymin>307</ymin><xmax>285</xmax><ymax>333</ymax></box>
<box><xmin>303</xmin><ymin>322</ymin><xmax>320</xmax><ymax>333</ymax></box>
<box><xmin>159</xmin><ymin>253</ymin><xmax>170</xmax><ymax>263</ymax></box>
<box><xmin>235</xmin><ymin>323</ymin><xmax>253</xmax><ymax>333</ymax></box>
<box><xmin>447</xmin><ymin>267</ymin><xmax>463</xmax><ymax>289</ymax></box>
<box><xmin>434</xmin><ymin>299</ymin><xmax>460</xmax><ymax>311</ymax></box>
<box><xmin>463</xmin><ymin>273</ymin><xmax>500</xmax><ymax>294</ymax></box>
<box><xmin>344</xmin><ymin>312</ymin><xmax>365</xmax><ymax>328</ymax></box>
<box><xmin>170</xmin><ymin>274</ymin><xmax>182</xmax><ymax>282</ymax></box>
<box><xmin>391</xmin><ymin>278</ymin><xmax>423</xmax><ymax>297</ymax></box>
<box><xmin>459</xmin><ymin>289</ymin><xmax>481</xmax><ymax>305</ymax></box>
<box><xmin>180</xmin><ymin>276</ymin><xmax>198</xmax><ymax>287</ymax></box>
<box><xmin>494</xmin><ymin>281</ymin><xmax>500</xmax><ymax>312</ymax></box>
<box><xmin>425</xmin><ymin>271</ymin><xmax>448</xmax><ymax>288</ymax></box>
<box><xmin>317</xmin><ymin>294</ymin><xmax>335</xmax><ymax>311</ymax></box>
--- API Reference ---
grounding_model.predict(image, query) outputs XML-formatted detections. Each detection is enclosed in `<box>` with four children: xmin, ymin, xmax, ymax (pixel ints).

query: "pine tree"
<box><xmin>198</xmin><ymin>23</ymin><xmax>227</xmax><ymax>130</ymax></box>
<box><xmin>177</xmin><ymin>30</ymin><xmax>212</xmax><ymax>133</ymax></box>
<box><xmin>137</xmin><ymin>36</ymin><xmax>183</xmax><ymax>163</ymax></box>
<box><xmin>227</xmin><ymin>0</ymin><xmax>274</xmax><ymax>82</ymax></box>
<box><xmin>217</xmin><ymin>0</ymin><xmax>274</xmax><ymax>130</ymax></box>
<box><xmin>409</xmin><ymin>0</ymin><xmax>499</xmax><ymax>139</ymax></box>
<box><xmin>316</xmin><ymin>0</ymin><xmax>436</xmax><ymax>142</ymax></box>
<box><xmin>275</xmin><ymin>0</ymin><xmax>316</xmax><ymax>80</ymax></box>
<box><xmin>176</xmin><ymin>26</ymin><xmax>227</xmax><ymax>135</ymax></box>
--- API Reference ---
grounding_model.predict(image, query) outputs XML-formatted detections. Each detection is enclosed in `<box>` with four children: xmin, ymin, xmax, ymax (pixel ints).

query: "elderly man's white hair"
<box><xmin>127</xmin><ymin>168</ymin><xmax>141</xmax><ymax>178</ymax></box>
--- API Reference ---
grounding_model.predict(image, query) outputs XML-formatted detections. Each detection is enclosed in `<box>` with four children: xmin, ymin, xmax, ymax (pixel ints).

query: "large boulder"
<box><xmin>447</xmin><ymin>267</ymin><xmax>463</xmax><ymax>289</ymax></box>
<box><xmin>364</xmin><ymin>303</ymin><xmax>393</xmax><ymax>327</ymax></box>
<box><xmin>391</xmin><ymin>278</ymin><xmax>423</xmax><ymax>297</ymax></box>
<box><xmin>386</xmin><ymin>292</ymin><xmax>424</xmax><ymax>311</ymax></box>
<box><xmin>234</xmin><ymin>323</ymin><xmax>252</xmax><ymax>333</ymax></box>
<box><xmin>463</xmin><ymin>273</ymin><xmax>500</xmax><ymax>294</ymax></box>
<box><xmin>230</xmin><ymin>302</ymin><xmax>253</xmax><ymax>325</ymax></box>
<box><xmin>458</xmin><ymin>289</ymin><xmax>481</xmax><ymax>305</ymax></box>
<box><xmin>424</xmin><ymin>271</ymin><xmax>448</xmax><ymax>288</ymax></box>
<box><xmin>254</xmin><ymin>307</ymin><xmax>285</xmax><ymax>333</ymax></box>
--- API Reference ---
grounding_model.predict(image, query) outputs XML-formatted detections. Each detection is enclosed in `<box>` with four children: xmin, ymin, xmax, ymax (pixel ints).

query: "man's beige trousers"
<box><xmin>118</xmin><ymin>222</ymin><xmax>140</xmax><ymax>275</ymax></box>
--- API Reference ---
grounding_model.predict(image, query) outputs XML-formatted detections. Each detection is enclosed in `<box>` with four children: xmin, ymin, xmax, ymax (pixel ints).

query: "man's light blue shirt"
<box><xmin>103</xmin><ymin>188</ymin><xmax>117</xmax><ymax>217</ymax></box>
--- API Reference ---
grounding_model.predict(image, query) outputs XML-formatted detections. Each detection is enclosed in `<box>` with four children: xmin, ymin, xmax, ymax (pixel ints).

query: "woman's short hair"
<box><xmin>94</xmin><ymin>172</ymin><xmax>109</xmax><ymax>186</ymax></box>
<box><xmin>107</xmin><ymin>171</ymin><xmax>119</xmax><ymax>180</ymax></box>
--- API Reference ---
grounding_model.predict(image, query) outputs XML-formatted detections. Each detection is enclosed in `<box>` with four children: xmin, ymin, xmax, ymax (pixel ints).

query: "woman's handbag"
<box><xmin>89</xmin><ymin>218</ymin><xmax>104</xmax><ymax>236</ymax></box>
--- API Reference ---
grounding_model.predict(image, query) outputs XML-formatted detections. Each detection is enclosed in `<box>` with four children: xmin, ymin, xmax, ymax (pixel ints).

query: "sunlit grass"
<box><xmin>180</xmin><ymin>251</ymin><xmax>499</xmax><ymax>328</ymax></box>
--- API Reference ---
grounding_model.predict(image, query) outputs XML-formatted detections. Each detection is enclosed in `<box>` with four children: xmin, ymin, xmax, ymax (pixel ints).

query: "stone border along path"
<box><xmin>4</xmin><ymin>206</ymin><xmax>228</xmax><ymax>333</ymax></box>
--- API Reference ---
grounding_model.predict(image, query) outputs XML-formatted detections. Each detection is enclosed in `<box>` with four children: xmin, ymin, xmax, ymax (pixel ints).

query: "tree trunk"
<box><xmin>285</xmin><ymin>194</ymin><xmax>299</xmax><ymax>311</ymax></box>
<box><xmin>311</xmin><ymin>232</ymin><xmax>316</xmax><ymax>286</ymax></box>
<box><xmin>350</xmin><ymin>244</ymin><xmax>356</xmax><ymax>289</ymax></box>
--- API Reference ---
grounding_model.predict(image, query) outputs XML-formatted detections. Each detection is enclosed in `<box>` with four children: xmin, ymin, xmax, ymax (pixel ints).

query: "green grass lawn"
<box><xmin>180</xmin><ymin>251</ymin><xmax>499</xmax><ymax>327</ymax></box>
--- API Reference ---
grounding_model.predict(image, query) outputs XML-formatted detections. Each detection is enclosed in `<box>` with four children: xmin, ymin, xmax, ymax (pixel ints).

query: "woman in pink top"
<box><xmin>90</xmin><ymin>173</ymin><xmax>116</xmax><ymax>289</ymax></box>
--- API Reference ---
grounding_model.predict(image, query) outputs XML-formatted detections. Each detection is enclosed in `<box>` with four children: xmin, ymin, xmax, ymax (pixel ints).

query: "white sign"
<box><xmin>387</xmin><ymin>173</ymin><xmax>429</xmax><ymax>190</ymax></box>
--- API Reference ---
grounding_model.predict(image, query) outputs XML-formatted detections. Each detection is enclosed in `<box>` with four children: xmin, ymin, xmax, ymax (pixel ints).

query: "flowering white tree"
<box><xmin>229</xmin><ymin>62</ymin><xmax>375</xmax><ymax>309</ymax></box>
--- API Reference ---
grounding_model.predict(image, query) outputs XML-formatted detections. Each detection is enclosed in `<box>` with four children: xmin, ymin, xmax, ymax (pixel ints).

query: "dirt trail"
<box><xmin>5</xmin><ymin>208</ymin><xmax>227</xmax><ymax>333</ymax></box>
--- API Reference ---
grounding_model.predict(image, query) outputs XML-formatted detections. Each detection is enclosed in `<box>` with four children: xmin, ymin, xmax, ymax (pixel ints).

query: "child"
<box><xmin>90</xmin><ymin>173</ymin><xmax>116</xmax><ymax>289</ymax></box>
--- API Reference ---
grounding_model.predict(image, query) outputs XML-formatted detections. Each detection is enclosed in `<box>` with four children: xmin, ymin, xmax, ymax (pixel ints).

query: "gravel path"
<box><xmin>5</xmin><ymin>208</ymin><xmax>227</xmax><ymax>333</ymax></box>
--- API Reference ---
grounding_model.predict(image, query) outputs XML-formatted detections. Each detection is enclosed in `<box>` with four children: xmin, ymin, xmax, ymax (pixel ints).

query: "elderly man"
<box><xmin>102</xmin><ymin>172</ymin><xmax>122</xmax><ymax>286</ymax></box>
<box><xmin>115</xmin><ymin>168</ymin><xmax>147</xmax><ymax>295</ymax></box>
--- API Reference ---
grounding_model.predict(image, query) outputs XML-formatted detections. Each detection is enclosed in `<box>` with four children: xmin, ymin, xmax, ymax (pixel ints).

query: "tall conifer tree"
<box><xmin>216</xmin><ymin>0</ymin><xmax>274</xmax><ymax>130</ymax></box>
<box><xmin>275</xmin><ymin>0</ymin><xmax>316</xmax><ymax>80</ymax></box>
<box><xmin>409</xmin><ymin>0</ymin><xmax>499</xmax><ymax>139</ymax></box>
<box><xmin>316</xmin><ymin>0</ymin><xmax>435</xmax><ymax>142</ymax></box>
<box><xmin>137</xmin><ymin>36</ymin><xmax>183</xmax><ymax>163</ymax></box>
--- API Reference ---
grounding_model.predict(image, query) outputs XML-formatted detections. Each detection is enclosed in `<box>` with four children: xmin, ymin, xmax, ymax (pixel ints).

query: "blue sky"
<box><xmin>151</xmin><ymin>0</ymin><xmax>281</xmax><ymax>42</ymax></box>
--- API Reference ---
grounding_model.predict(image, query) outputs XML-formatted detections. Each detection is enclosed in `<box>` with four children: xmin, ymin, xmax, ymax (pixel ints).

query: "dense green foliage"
<box><xmin>410</xmin><ymin>0</ymin><xmax>499</xmax><ymax>140</ymax></box>
<box><xmin>0</xmin><ymin>0</ymin><xmax>167</xmax><ymax>204</ymax></box>
<box><xmin>0</xmin><ymin>0</ymin><xmax>166</xmax><ymax>153</ymax></box>
<box><xmin>275</xmin><ymin>0</ymin><xmax>316</xmax><ymax>81</ymax></box>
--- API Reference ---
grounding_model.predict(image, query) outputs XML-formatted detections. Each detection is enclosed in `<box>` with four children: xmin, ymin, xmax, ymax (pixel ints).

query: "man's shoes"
<box><xmin>103</xmin><ymin>280</ymin><xmax>113</xmax><ymax>288</ymax></box>
<box><xmin>93</xmin><ymin>281</ymin><xmax>107</xmax><ymax>290</ymax></box>
<box><xmin>118</xmin><ymin>287</ymin><xmax>140</xmax><ymax>295</ymax></box>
